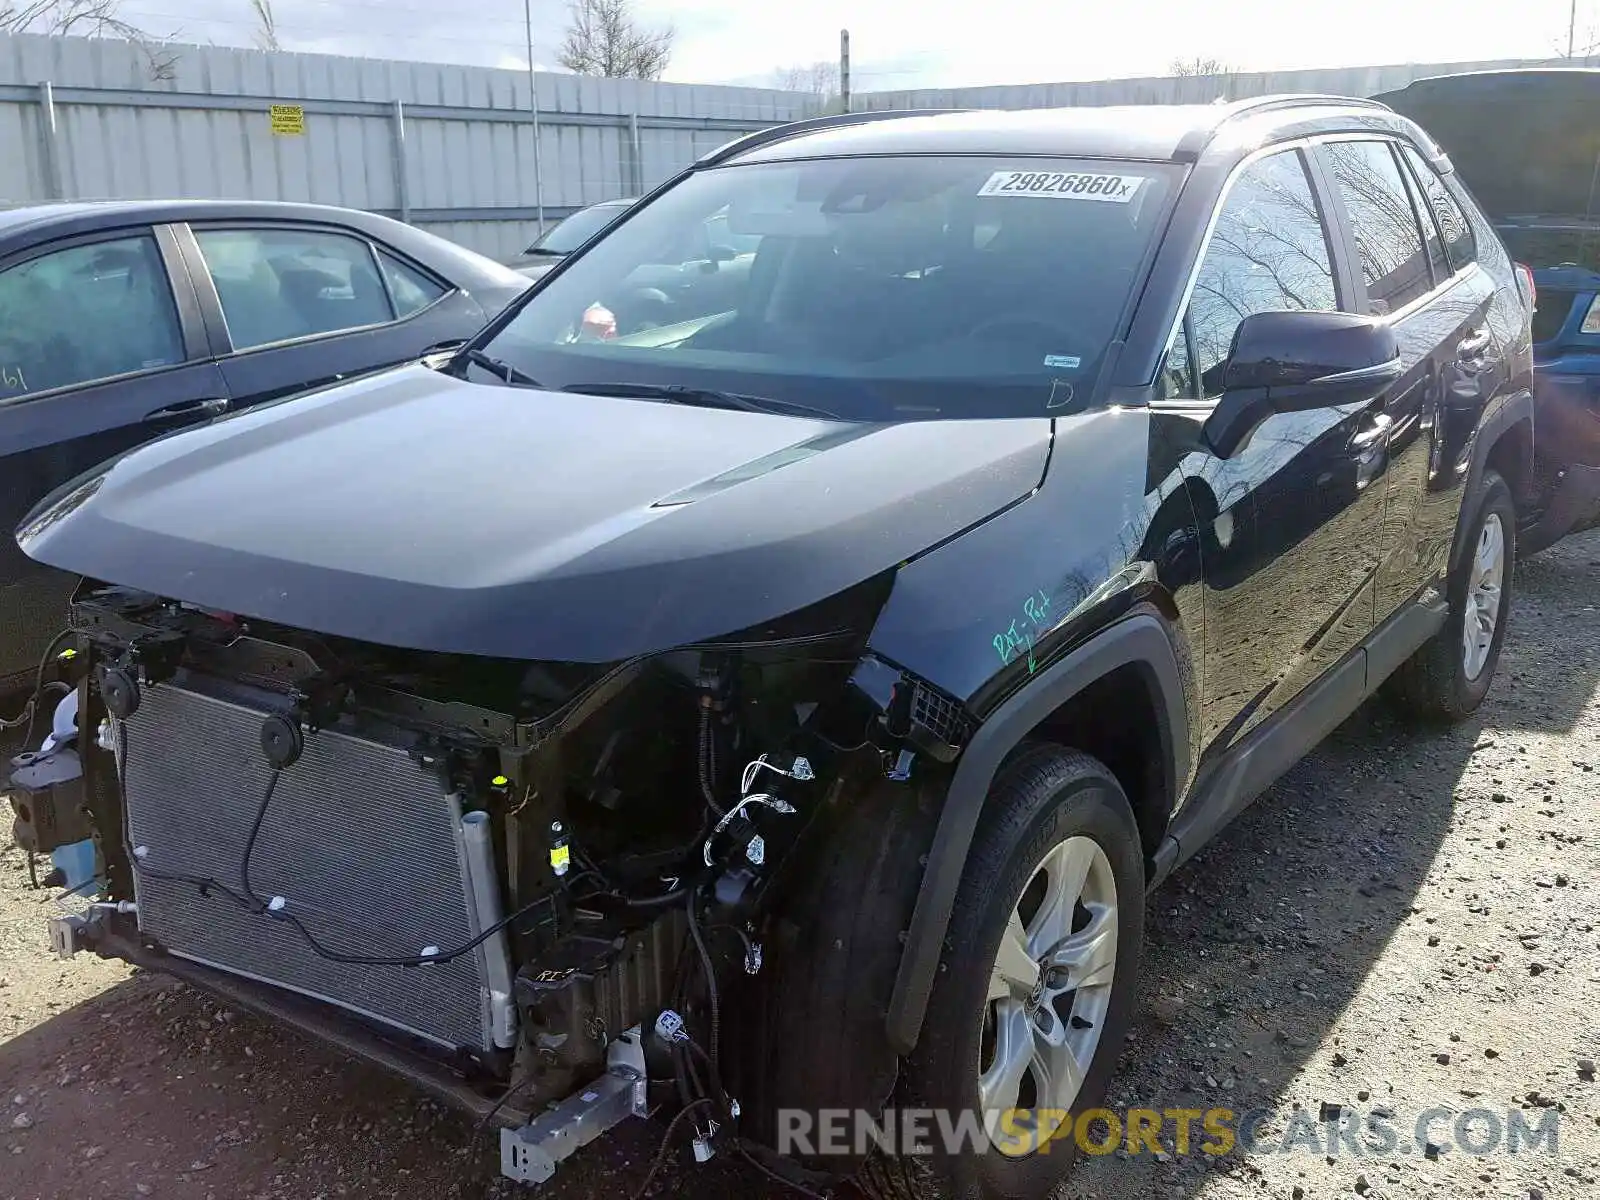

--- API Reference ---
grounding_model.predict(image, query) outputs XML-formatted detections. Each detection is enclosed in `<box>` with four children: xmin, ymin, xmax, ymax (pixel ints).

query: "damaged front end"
<box><xmin>33</xmin><ymin>572</ymin><xmax>959</xmax><ymax>1183</ymax></box>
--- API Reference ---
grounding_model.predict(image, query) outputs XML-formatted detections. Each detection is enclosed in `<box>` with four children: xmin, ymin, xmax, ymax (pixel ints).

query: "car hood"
<box><xmin>18</xmin><ymin>365</ymin><xmax>1051</xmax><ymax>661</ymax></box>
<box><xmin>1375</xmin><ymin>70</ymin><xmax>1600</xmax><ymax>225</ymax></box>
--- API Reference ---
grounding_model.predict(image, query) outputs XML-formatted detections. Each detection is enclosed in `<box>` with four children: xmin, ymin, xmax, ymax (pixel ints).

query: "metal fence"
<box><xmin>0</xmin><ymin>33</ymin><xmax>817</xmax><ymax>261</ymax></box>
<box><xmin>857</xmin><ymin>54</ymin><xmax>1600</xmax><ymax>111</ymax></box>
<box><xmin>7</xmin><ymin>33</ymin><xmax>1596</xmax><ymax>264</ymax></box>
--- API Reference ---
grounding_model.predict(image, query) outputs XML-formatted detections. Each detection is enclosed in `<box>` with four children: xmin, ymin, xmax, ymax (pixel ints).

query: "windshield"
<box><xmin>527</xmin><ymin>203</ymin><xmax>631</xmax><ymax>255</ymax></box>
<box><xmin>483</xmin><ymin>156</ymin><xmax>1179</xmax><ymax>420</ymax></box>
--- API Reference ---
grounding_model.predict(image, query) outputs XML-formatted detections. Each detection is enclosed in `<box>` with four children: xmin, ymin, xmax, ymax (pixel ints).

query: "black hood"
<box><xmin>1375</xmin><ymin>69</ymin><xmax>1600</xmax><ymax>221</ymax></box>
<box><xmin>17</xmin><ymin>366</ymin><xmax>1051</xmax><ymax>661</ymax></box>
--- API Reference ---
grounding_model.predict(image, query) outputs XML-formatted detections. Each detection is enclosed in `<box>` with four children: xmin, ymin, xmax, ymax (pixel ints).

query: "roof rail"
<box><xmin>697</xmin><ymin>108</ymin><xmax>965</xmax><ymax>167</ymax></box>
<box><xmin>1216</xmin><ymin>92</ymin><xmax>1394</xmax><ymax>120</ymax></box>
<box><xmin>1172</xmin><ymin>92</ymin><xmax>1395</xmax><ymax>160</ymax></box>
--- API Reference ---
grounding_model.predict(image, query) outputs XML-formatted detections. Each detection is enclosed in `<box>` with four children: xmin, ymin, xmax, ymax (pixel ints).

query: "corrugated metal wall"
<box><xmin>857</xmin><ymin>55</ymin><xmax>1600</xmax><ymax>111</ymax></box>
<box><xmin>8</xmin><ymin>35</ymin><xmax>1594</xmax><ymax>263</ymax></box>
<box><xmin>0</xmin><ymin>33</ymin><xmax>816</xmax><ymax>261</ymax></box>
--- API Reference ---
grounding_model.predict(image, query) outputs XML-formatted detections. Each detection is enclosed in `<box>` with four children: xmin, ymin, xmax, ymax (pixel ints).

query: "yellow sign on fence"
<box><xmin>269</xmin><ymin>104</ymin><xmax>305</xmax><ymax>136</ymax></box>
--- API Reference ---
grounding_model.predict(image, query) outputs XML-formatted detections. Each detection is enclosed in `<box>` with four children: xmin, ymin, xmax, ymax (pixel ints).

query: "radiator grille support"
<box><xmin>123</xmin><ymin>679</ymin><xmax>498</xmax><ymax>1052</ymax></box>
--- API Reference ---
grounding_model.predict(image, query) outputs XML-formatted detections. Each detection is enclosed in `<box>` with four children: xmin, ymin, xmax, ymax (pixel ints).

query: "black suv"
<box><xmin>11</xmin><ymin>98</ymin><xmax>1532</xmax><ymax>1199</ymax></box>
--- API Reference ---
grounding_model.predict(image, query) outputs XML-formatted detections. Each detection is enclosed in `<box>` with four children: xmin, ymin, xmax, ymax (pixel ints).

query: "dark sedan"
<box><xmin>0</xmin><ymin>199</ymin><xmax>530</xmax><ymax>695</ymax></box>
<box><xmin>506</xmin><ymin>198</ymin><xmax>635</xmax><ymax>279</ymax></box>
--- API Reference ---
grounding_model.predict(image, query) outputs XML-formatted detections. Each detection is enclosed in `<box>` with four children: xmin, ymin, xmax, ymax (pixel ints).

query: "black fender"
<box><xmin>884</xmin><ymin>610</ymin><xmax>1189</xmax><ymax>1055</ymax></box>
<box><xmin>1452</xmin><ymin>387</ymin><xmax>1533</xmax><ymax>572</ymax></box>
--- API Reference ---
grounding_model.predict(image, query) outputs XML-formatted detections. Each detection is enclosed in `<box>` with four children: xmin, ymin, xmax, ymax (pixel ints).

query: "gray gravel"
<box><xmin>3</xmin><ymin>529</ymin><xmax>1598</xmax><ymax>1200</ymax></box>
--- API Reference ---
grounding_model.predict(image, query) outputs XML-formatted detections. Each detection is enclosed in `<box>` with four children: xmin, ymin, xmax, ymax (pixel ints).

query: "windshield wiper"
<box><xmin>563</xmin><ymin>382</ymin><xmax>840</xmax><ymax>420</ymax></box>
<box><xmin>459</xmin><ymin>348</ymin><xmax>541</xmax><ymax>386</ymax></box>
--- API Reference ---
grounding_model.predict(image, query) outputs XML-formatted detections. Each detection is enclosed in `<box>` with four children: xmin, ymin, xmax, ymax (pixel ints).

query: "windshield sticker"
<box><xmin>977</xmin><ymin>171</ymin><xmax>1145</xmax><ymax>202</ymax></box>
<box><xmin>1043</xmin><ymin>354</ymin><xmax>1081</xmax><ymax>369</ymax></box>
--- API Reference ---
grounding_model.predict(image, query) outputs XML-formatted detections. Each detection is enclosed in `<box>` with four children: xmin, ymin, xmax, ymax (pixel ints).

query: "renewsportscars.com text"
<box><xmin>776</xmin><ymin>1105</ymin><xmax>1561</xmax><ymax>1159</ymax></box>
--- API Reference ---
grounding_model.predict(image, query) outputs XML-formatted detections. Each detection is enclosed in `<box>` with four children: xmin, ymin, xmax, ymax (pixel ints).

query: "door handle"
<box><xmin>1457</xmin><ymin>329</ymin><xmax>1493</xmax><ymax>362</ymax></box>
<box><xmin>143</xmin><ymin>396</ymin><xmax>230</xmax><ymax>423</ymax></box>
<box><xmin>1350</xmin><ymin>411</ymin><xmax>1394</xmax><ymax>450</ymax></box>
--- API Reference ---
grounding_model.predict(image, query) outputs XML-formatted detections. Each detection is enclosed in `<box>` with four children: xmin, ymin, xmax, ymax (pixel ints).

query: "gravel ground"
<box><xmin>3</xmin><ymin>529</ymin><xmax>1598</xmax><ymax>1200</ymax></box>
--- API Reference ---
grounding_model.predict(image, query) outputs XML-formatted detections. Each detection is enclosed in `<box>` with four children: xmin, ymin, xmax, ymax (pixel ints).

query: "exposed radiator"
<box><xmin>122</xmin><ymin>676</ymin><xmax>499</xmax><ymax>1052</ymax></box>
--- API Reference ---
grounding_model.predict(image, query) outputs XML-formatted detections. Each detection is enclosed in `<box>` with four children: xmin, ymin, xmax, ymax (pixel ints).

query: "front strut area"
<box><xmin>17</xmin><ymin>580</ymin><xmax>943</xmax><ymax>1189</ymax></box>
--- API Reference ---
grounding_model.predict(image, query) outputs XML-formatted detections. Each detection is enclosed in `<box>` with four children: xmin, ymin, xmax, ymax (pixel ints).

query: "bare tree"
<box><xmin>771</xmin><ymin>60</ymin><xmax>839</xmax><ymax>96</ymax></box>
<box><xmin>249</xmin><ymin>0</ymin><xmax>280</xmax><ymax>52</ymax></box>
<box><xmin>1168</xmin><ymin>55</ymin><xmax>1234</xmax><ymax>77</ymax></box>
<box><xmin>557</xmin><ymin>0</ymin><xmax>673</xmax><ymax>80</ymax></box>
<box><xmin>0</xmin><ymin>1</ymin><xmax>178</xmax><ymax>79</ymax></box>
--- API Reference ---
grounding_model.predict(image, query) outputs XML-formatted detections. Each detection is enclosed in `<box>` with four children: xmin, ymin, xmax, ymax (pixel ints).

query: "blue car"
<box><xmin>1378</xmin><ymin>69</ymin><xmax>1600</xmax><ymax>554</ymax></box>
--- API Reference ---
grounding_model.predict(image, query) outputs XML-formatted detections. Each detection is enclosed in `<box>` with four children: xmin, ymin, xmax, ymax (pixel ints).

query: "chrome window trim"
<box><xmin>1151</xmin><ymin>130</ymin><xmax>1482</xmax><ymax>407</ymax></box>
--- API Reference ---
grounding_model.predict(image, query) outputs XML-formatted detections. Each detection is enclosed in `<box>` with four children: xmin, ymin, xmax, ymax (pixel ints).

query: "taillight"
<box><xmin>1583</xmin><ymin>295</ymin><xmax>1600</xmax><ymax>335</ymax></box>
<box><xmin>1514</xmin><ymin>261</ymin><xmax>1537</xmax><ymax>311</ymax></box>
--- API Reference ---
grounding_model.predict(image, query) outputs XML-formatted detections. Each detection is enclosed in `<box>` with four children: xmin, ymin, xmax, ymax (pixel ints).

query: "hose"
<box><xmin>697</xmin><ymin>703</ymin><xmax>726</xmax><ymax>818</ymax></box>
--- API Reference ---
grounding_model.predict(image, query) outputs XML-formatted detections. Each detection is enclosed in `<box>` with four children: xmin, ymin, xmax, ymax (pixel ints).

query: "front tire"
<box><xmin>1389</xmin><ymin>469</ymin><xmax>1516</xmax><ymax>722</ymax></box>
<box><xmin>870</xmin><ymin>745</ymin><xmax>1145</xmax><ymax>1200</ymax></box>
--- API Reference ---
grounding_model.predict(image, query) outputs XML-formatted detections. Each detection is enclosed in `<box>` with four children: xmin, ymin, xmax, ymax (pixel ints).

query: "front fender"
<box><xmin>884</xmin><ymin>609</ymin><xmax>1189</xmax><ymax>1056</ymax></box>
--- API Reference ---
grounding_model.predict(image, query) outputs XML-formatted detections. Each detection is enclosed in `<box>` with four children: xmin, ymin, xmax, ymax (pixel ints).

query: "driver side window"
<box><xmin>1186</xmin><ymin>149</ymin><xmax>1339</xmax><ymax>397</ymax></box>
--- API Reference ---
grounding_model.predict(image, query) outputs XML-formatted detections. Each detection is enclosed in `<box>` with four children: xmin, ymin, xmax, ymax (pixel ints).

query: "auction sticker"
<box><xmin>978</xmin><ymin>170</ymin><xmax>1145</xmax><ymax>202</ymax></box>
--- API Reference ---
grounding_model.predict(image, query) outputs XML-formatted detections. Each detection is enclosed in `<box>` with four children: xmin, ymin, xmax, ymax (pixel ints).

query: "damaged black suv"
<box><xmin>9</xmin><ymin>98</ymin><xmax>1533</xmax><ymax>1198</ymax></box>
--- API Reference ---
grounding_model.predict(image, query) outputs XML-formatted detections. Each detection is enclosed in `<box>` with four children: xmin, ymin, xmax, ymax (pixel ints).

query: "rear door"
<box><xmin>175</xmin><ymin>222</ymin><xmax>486</xmax><ymax>406</ymax></box>
<box><xmin>0</xmin><ymin>225</ymin><xmax>226</xmax><ymax>686</ymax></box>
<box><xmin>1314</xmin><ymin>137</ymin><xmax>1500</xmax><ymax>621</ymax></box>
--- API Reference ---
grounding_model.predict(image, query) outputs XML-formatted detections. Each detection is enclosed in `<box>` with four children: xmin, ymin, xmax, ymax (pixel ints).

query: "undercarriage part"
<box><xmin>48</xmin><ymin>912</ymin><xmax>89</xmax><ymax>958</ymax></box>
<box><xmin>6</xmin><ymin>745</ymin><xmax>91</xmax><ymax>854</ymax></box>
<box><xmin>77</xmin><ymin>916</ymin><xmax>536</xmax><ymax>1126</ymax></box>
<box><xmin>122</xmin><ymin>674</ymin><xmax>510</xmax><ymax>1053</ymax></box>
<box><xmin>514</xmin><ymin>908</ymin><xmax>686</xmax><ymax>1092</ymax></box>
<box><xmin>462</xmin><ymin>810</ymin><xmax>519</xmax><ymax>1049</ymax></box>
<box><xmin>499</xmin><ymin>1025</ymin><xmax>649</xmax><ymax>1185</ymax></box>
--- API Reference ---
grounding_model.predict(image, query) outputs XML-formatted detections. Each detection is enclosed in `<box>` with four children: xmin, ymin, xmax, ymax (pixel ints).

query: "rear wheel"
<box><xmin>863</xmin><ymin>745</ymin><xmax>1144</xmax><ymax>1199</ymax></box>
<box><xmin>1389</xmin><ymin>469</ymin><xmax>1516</xmax><ymax>722</ymax></box>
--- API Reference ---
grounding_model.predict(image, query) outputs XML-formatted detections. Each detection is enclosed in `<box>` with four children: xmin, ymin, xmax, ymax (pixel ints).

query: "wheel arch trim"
<box><xmin>1455</xmin><ymin>388</ymin><xmax>1533</xmax><ymax>573</ymax></box>
<box><xmin>885</xmin><ymin>610</ymin><xmax>1189</xmax><ymax>1055</ymax></box>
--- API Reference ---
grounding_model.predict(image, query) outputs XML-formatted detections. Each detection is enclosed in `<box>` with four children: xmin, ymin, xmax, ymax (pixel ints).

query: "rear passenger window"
<box><xmin>1323</xmin><ymin>141</ymin><xmax>1432</xmax><ymax>314</ymax></box>
<box><xmin>1187</xmin><ymin>149</ymin><xmax>1339</xmax><ymax>396</ymax></box>
<box><xmin>377</xmin><ymin>249</ymin><xmax>447</xmax><ymax>317</ymax></box>
<box><xmin>196</xmin><ymin>228</ymin><xmax>394</xmax><ymax>351</ymax></box>
<box><xmin>1398</xmin><ymin>153</ymin><xmax>1450</xmax><ymax>284</ymax></box>
<box><xmin>0</xmin><ymin>234</ymin><xmax>183</xmax><ymax>399</ymax></box>
<box><xmin>1399</xmin><ymin>145</ymin><xmax>1476</xmax><ymax>272</ymax></box>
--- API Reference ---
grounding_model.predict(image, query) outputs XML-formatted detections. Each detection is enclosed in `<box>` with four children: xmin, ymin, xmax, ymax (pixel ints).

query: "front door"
<box><xmin>1155</xmin><ymin>146</ymin><xmax>1393</xmax><ymax>758</ymax></box>
<box><xmin>0</xmin><ymin>229</ymin><xmax>227</xmax><ymax>687</ymax></box>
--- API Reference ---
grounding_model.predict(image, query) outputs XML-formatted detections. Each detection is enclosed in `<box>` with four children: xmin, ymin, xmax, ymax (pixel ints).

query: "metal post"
<box><xmin>628</xmin><ymin>111</ymin><xmax>641</xmax><ymax>195</ymax></box>
<box><xmin>37</xmin><ymin>81</ymin><xmax>63</xmax><ymax>199</ymax></box>
<box><xmin>1569</xmin><ymin>0</ymin><xmax>1578</xmax><ymax>57</ymax></box>
<box><xmin>525</xmin><ymin>0</ymin><xmax>546</xmax><ymax>234</ymax></box>
<box><xmin>390</xmin><ymin>99</ymin><xmax>411</xmax><ymax>223</ymax></box>
<box><xmin>839</xmin><ymin>30</ymin><xmax>851</xmax><ymax>114</ymax></box>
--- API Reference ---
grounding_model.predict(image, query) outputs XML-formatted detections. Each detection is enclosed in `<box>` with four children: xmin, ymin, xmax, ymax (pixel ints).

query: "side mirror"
<box><xmin>1204</xmin><ymin>310</ymin><xmax>1402</xmax><ymax>458</ymax></box>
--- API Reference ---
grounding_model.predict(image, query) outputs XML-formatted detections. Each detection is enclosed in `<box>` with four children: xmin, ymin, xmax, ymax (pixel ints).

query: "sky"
<box><xmin>110</xmin><ymin>0</ymin><xmax>1600</xmax><ymax>91</ymax></box>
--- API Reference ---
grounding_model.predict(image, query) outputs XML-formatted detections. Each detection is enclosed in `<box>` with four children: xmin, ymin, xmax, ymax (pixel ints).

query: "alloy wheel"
<box><xmin>979</xmin><ymin>835</ymin><xmax>1118</xmax><ymax>1157</ymax></box>
<box><xmin>1462</xmin><ymin>511</ymin><xmax>1505</xmax><ymax>681</ymax></box>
